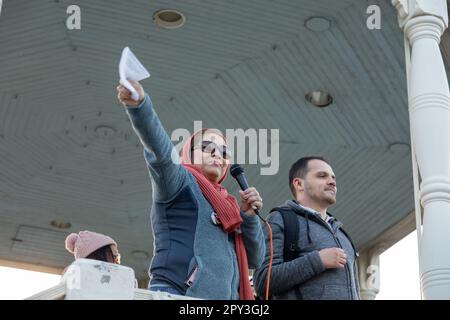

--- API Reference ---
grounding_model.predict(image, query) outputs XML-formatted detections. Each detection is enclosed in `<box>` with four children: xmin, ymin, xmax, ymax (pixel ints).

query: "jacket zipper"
<box><xmin>333</xmin><ymin>235</ymin><xmax>353</xmax><ymax>299</ymax></box>
<box><xmin>314</xmin><ymin>216</ymin><xmax>353</xmax><ymax>299</ymax></box>
<box><xmin>185</xmin><ymin>265</ymin><xmax>198</xmax><ymax>287</ymax></box>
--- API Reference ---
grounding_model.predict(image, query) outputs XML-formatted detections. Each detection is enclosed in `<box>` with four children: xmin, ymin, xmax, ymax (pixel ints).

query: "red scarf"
<box><xmin>181</xmin><ymin>131</ymin><xmax>254</xmax><ymax>300</ymax></box>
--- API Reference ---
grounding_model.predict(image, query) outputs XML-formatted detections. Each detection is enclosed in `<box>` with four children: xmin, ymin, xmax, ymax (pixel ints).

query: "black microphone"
<box><xmin>230</xmin><ymin>164</ymin><xmax>266</xmax><ymax>222</ymax></box>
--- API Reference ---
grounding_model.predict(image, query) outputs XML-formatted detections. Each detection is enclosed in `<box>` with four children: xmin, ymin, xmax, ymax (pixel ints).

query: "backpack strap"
<box><xmin>267</xmin><ymin>207</ymin><xmax>303</xmax><ymax>300</ymax></box>
<box><xmin>271</xmin><ymin>207</ymin><xmax>300</xmax><ymax>262</ymax></box>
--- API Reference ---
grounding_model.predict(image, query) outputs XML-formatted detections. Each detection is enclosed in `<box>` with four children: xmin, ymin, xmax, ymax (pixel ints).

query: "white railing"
<box><xmin>25</xmin><ymin>259</ymin><xmax>197</xmax><ymax>300</ymax></box>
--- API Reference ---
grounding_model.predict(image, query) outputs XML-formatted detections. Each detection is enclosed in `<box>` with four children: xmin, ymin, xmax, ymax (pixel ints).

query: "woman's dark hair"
<box><xmin>86</xmin><ymin>244</ymin><xmax>115</xmax><ymax>263</ymax></box>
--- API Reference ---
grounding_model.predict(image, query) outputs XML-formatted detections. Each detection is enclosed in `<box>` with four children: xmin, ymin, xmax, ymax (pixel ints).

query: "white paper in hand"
<box><xmin>119</xmin><ymin>47</ymin><xmax>150</xmax><ymax>101</ymax></box>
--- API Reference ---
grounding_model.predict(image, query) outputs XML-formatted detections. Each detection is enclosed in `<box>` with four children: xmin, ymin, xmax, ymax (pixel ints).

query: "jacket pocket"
<box><xmin>298</xmin><ymin>284</ymin><xmax>349</xmax><ymax>300</ymax></box>
<box><xmin>320</xmin><ymin>284</ymin><xmax>350</xmax><ymax>300</ymax></box>
<box><xmin>298</xmin><ymin>285</ymin><xmax>325</xmax><ymax>300</ymax></box>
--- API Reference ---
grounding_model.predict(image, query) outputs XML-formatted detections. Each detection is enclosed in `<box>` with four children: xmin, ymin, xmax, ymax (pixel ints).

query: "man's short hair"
<box><xmin>289</xmin><ymin>156</ymin><xmax>330</xmax><ymax>197</ymax></box>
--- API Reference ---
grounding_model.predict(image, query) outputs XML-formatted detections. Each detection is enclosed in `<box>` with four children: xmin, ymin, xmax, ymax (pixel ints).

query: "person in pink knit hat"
<box><xmin>65</xmin><ymin>230</ymin><xmax>121</xmax><ymax>264</ymax></box>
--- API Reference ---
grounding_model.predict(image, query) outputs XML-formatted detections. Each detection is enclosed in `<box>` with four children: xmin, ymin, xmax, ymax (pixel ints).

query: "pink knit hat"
<box><xmin>65</xmin><ymin>230</ymin><xmax>119</xmax><ymax>260</ymax></box>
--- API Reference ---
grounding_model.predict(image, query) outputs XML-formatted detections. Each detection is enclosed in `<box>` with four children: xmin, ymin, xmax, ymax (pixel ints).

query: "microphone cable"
<box><xmin>230</xmin><ymin>164</ymin><xmax>273</xmax><ymax>300</ymax></box>
<box><xmin>263</xmin><ymin>220</ymin><xmax>273</xmax><ymax>301</ymax></box>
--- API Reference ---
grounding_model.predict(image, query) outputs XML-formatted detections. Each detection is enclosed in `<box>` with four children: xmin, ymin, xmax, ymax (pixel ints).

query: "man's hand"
<box><xmin>239</xmin><ymin>187</ymin><xmax>263</xmax><ymax>216</ymax></box>
<box><xmin>117</xmin><ymin>80</ymin><xmax>145</xmax><ymax>107</ymax></box>
<box><xmin>319</xmin><ymin>247</ymin><xmax>347</xmax><ymax>269</ymax></box>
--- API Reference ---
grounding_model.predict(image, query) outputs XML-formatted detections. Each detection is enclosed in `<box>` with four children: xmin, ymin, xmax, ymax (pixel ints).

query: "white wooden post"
<box><xmin>392</xmin><ymin>0</ymin><xmax>450</xmax><ymax>299</ymax></box>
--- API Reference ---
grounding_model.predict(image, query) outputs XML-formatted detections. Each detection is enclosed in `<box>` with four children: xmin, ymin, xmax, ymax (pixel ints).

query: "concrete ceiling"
<box><xmin>0</xmin><ymin>0</ymin><xmax>418</xmax><ymax>283</ymax></box>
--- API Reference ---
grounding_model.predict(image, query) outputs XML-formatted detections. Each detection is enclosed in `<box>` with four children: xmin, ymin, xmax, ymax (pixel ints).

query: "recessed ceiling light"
<box><xmin>389</xmin><ymin>142</ymin><xmax>410</xmax><ymax>153</ymax></box>
<box><xmin>95</xmin><ymin>125</ymin><xmax>116</xmax><ymax>138</ymax></box>
<box><xmin>305</xmin><ymin>90</ymin><xmax>333</xmax><ymax>108</ymax></box>
<box><xmin>153</xmin><ymin>9</ymin><xmax>186</xmax><ymax>29</ymax></box>
<box><xmin>50</xmin><ymin>220</ymin><xmax>71</xmax><ymax>229</ymax></box>
<box><xmin>305</xmin><ymin>16</ymin><xmax>331</xmax><ymax>31</ymax></box>
<box><xmin>131</xmin><ymin>250</ymin><xmax>150</xmax><ymax>260</ymax></box>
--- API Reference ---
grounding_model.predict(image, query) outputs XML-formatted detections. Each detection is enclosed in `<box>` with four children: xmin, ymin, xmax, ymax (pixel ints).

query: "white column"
<box><xmin>392</xmin><ymin>0</ymin><xmax>450</xmax><ymax>299</ymax></box>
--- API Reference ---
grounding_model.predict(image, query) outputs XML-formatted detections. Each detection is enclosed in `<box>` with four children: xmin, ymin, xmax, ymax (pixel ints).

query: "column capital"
<box><xmin>392</xmin><ymin>0</ymin><xmax>448</xmax><ymax>30</ymax></box>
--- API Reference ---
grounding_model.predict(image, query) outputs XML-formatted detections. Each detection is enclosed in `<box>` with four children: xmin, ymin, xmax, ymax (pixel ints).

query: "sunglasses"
<box><xmin>192</xmin><ymin>140</ymin><xmax>232</xmax><ymax>159</ymax></box>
